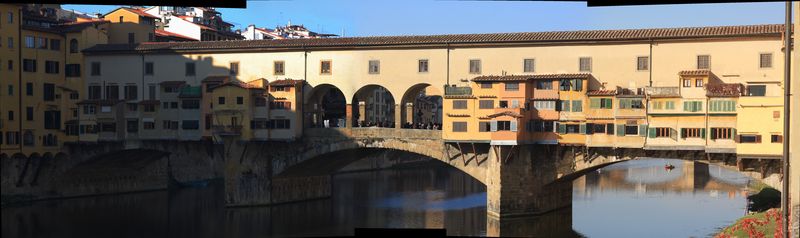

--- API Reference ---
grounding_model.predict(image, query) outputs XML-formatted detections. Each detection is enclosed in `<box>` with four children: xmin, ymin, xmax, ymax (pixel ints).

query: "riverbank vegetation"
<box><xmin>715</xmin><ymin>181</ymin><xmax>783</xmax><ymax>238</ymax></box>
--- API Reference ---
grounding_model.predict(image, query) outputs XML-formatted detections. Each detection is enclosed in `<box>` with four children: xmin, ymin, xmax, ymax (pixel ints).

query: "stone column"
<box><xmin>358</xmin><ymin>102</ymin><xmax>366</xmax><ymax>125</ymax></box>
<box><xmin>405</xmin><ymin>102</ymin><xmax>414</xmax><ymax>125</ymax></box>
<box><xmin>486</xmin><ymin>144</ymin><xmax>572</xmax><ymax>218</ymax></box>
<box><xmin>345</xmin><ymin>104</ymin><xmax>353</xmax><ymax>129</ymax></box>
<box><xmin>394</xmin><ymin>104</ymin><xmax>402</xmax><ymax>128</ymax></box>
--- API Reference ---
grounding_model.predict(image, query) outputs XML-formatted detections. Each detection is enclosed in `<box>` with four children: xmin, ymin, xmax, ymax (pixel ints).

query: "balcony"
<box><xmin>706</xmin><ymin>83</ymin><xmax>743</xmax><ymax>97</ymax></box>
<box><xmin>444</xmin><ymin>86</ymin><xmax>472</xmax><ymax>96</ymax></box>
<box><xmin>213</xmin><ymin>125</ymin><xmax>242</xmax><ymax>136</ymax></box>
<box><xmin>645</xmin><ymin>87</ymin><xmax>680</xmax><ymax>98</ymax></box>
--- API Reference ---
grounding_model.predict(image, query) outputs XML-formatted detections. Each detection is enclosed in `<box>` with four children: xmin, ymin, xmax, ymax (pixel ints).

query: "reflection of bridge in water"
<box><xmin>575</xmin><ymin>160</ymin><xmax>748</xmax><ymax>196</ymax></box>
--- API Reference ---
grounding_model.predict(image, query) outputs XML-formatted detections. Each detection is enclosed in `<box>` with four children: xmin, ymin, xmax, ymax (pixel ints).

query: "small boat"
<box><xmin>664</xmin><ymin>164</ymin><xmax>675</xmax><ymax>170</ymax></box>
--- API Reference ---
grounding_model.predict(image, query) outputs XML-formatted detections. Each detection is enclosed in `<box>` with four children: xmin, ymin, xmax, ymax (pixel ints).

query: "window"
<box><xmin>739</xmin><ymin>134</ymin><xmax>760</xmax><ymax>143</ymax></box>
<box><xmin>273</xmin><ymin>119</ymin><xmax>291</xmax><ymax>129</ymax></box>
<box><xmin>497</xmin><ymin>121</ymin><xmax>512</xmax><ymax>131</ymax></box>
<box><xmin>469</xmin><ymin>59</ymin><xmax>481</xmax><ymax>74</ymax></box>
<box><xmin>69</xmin><ymin>39</ymin><xmax>78</xmax><ymax>53</ymax></box>
<box><xmin>368</xmin><ymin>60</ymin><xmax>380</xmax><ymax>74</ymax></box>
<box><xmin>529</xmin><ymin>120</ymin><xmax>555</xmax><ymax>132</ymax></box>
<box><xmin>695</xmin><ymin>79</ymin><xmax>703</xmax><ymax>87</ymax></box>
<box><xmin>254</xmin><ymin>97</ymin><xmax>267</xmax><ymax>107</ymax></box>
<box><xmin>171</xmin><ymin>102</ymin><xmax>178</xmax><ymax>108</ymax></box>
<box><xmin>320</xmin><ymin>60</ymin><xmax>331</xmax><ymax>74</ymax></box>
<box><xmin>683</xmin><ymin>79</ymin><xmax>691</xmax><ymax>87</ymax></box>
<box><xmin>479</xmin><ymin>100</ymin><xmax>493</xmax><ymax>109</ymax></box>
<box><xmin>7</xmin><ymin>12</ymin><xmax>12</xmax><ymax>24</ymax></box>
<box><xmin>7</xmin><ymin>59</ymin><xmax>12</xmax><ymax>70</ymax></box>
<box><xmin>106</xmin><ymin>85</ymin><xmax>119</xmax><ymax>100</ymax></box>
<box><xmin>250</xmin><ymin>119</ymin><xmax>269</xmax><ymax>129</ymax></box>
<box><xmin>697</xmin><ymin>55</ymin><xmax>710</xmax><ymax>69</ymax></box>
<box><xmin>771</xmin><ymin>135</ymin><xmax>783</xmax><ymax>143</ymax></box>
<box><xmin>759</xmin><ymin>53</ymin><xmax>772</xmax><ymax>68</ymax></box>
<box><xmin>25</xmin><ymin>107</ymin><xmax>33</xmax><ymax>121</ymax></box>
<box><xmin>119</xmin><ymin>16</ymin><xmax>124</xmax><ymax>23</ymax></box>
<box><xmin>625</xmin><ymin>124</ymin><xmax>639</xmax><ymax>135</ymax></box>
<box><xmin>681</xmin><ymin>128</ymin><xmax>703</xmax><ymax>138</ymax></box>
<box><xmin>579</xmin><ymin>57</ymin><xmax>592</xmax><ymax>72</ymax></box>
<box><xmin>7</xmin><ymin>110</ymin><xmax>13</xmax><ymax>120</ymax></box>
<box><xmin>591</xmin><ymin>123</ymin><xmax>606</xmax><ymax>134</ymax></box>
<box><xmin>24</xmin><ymin>36</ymin><xmax>34</xmax><ymax>48</ymax></box>
<box><xmin>43</xmin><ymin>111</ymin><xmax>60</xmax><ymax>129</ymax></box>
<box><xmin>127</xmin><ymin>119</ymin><xmax>139</xmax><ymax>133</ymax></box>
<box><xmin>710</xmin><ymin>128</ymin><xmax>733</xmax><ymax>140</ymax></box>
<box><xmin>37</xmin><ymin>37</ymin><xmax>47</xmax><ymax>49</ymax></box>
<box><xmin>480</xmin><ymin>82</ymin><xmax>492</xmax><ymax>89</ymax></box>
<box><xmin>101</xmin><ymin>106</ymin><xmax>111</xmax><ymax>113</ymax></box>
<box><xmin>143</xmin><ymin>122</ymin><xmax>155</xmax><ymax>130</ymax></box>
<box><xmin>561</xmin><ymin>124</ymin><xmax>581</xmax><ymax>134</ymax></box>
<box><xmin>69</xmin><ymin>92</ymin><xmax>78</xmax><ymax>100</ymax></box>
<box><xmin>143</xmin><ymin>104</ymin><xmax>155</xmax><ymax>112</ymax></box>
<box><xmin>270</xmin><ymin>101</ymin><xmax>291</xmax><ymax>110</ymax></box>
<box><xmin>44</xmin><ymin>61</ymin><xmax>58</xmax><ymax>74</ymax></box>
<box><xmin>185</xmin><ymin>62</ymin><xmax>195</xmax><ymax>76</ymax></box>
<box><xmin>230</xmin><ymin>62</ymin><xmax>239</xmax><ymax>75</ymax></box>
<box><xmin>22</xmin><ymin>59</ymin><xmax>36</xmax><ymax>72</ymax></box>
<box><xmin>590</xmin><ymin>98</ymin><xmax>613</xmax><ymax>109</ymax></box>
<box><xmin>144</xmin><ymin>62</ymin><xmax>154</xmax><ymax>75</ymax></box>
<box><xmin>124</xmin><ymin>85</ymin><xmax>137</xmax><ymax>100</ymax></box>
<box><xmin>128</xmin><ymin>33</ymin><xmax>135</xmax><ymax>44</ymax></box>
<box><xmin>274</xmin><ymin>61</ymin><xmax>285</xmax><ymax>75</ymax></box>
<box><xmin>88</xmin><ymin>85</ymin><xmax>101</xmax><ymax>99</ymax></box>
<box><xmin>478</xmin><ymin>121</ymin><xmax>491</xmax><ymax>132</ymax></box>
<box><xmin>558</xmin><ymin>100</ymin><xmax>570</xmax><ymax>112</ymax></box>
<box><xmin>535</xmin><ymin>80</ymin><xmax>552</xmax><ymax>90</ymax></box>
<box><xmin>665</xmin><ymin>101</ymin><xmax>675</xmax><ymax>110</ymax></box>
<box><xmin>452</xmin><ymin>122</ymin><xmax>467</xmax><ymax>132</ymax></box>
<box><xmin>91</xmin><ymin>62</ymin><xmax>100</xmax><ymax>76</ymax></box>
<box><xmin>709</xmin><ymin>100</ymin><xmax>736</xmax><ymax>112</ymax></box>
<box><xmin>637</xmin><ymin>56</ymin><xmax>649</xmax><ymax>71</ymax></box>
<box><xmin>7</xmin><ymin>85</ymin><xmax>12</xmax><ymax>96</ymax></box>
<box><xmin>499</xmin><ymin>101</ymin><xmax>508</xmax><ymax>108</ymax></box>
<box><xmin>655</xmin><ymin>127</ymin><xmax>672</xmax><ymax>138</ymax></box>
<box><xmin>559</xmin><ymin>79</ymin><xmax>583</xmax><ymax>91</ymax></box>
<box><xmin>43</xmin><ymin>83</ymin><xmax>54</xmax><ymax>101</ymax></box>
<box><xmin>452</xmin><ymin>100</ymin><xmax>467</xmax><ymax>109</ymax></box>
<box><xmin>6</xmin><ymin>131</ymin><xmax>19</xmax><ymax>145</ymax></box>
<box><xmin>182</xmin><ymin>120</ymin><xmax>199</xmax><ymax>130</ymax></box>
<box><xmin>747</xmin><ymin>85</ymin><xmax>766</xmax><ymax>96</ymax></box>
<box><xmin>65</xmin><ymin>64</ymin><xmax>80</xmax><ymax>77</ymax></box>
<box><xmin>683</xmin><ymin>101</ymin><xmax>703</xmax><ymax>112</ymax></box>
<box><xmin>49</xmin><ymin>39</ymin><xmax>60</xmax><ymax>51</ymax></box>
<box><xmin>523</xmin><ymin>58</ymin><xmax>535</xmax><ymax>72</ymax></box>
<box><xmin>505</xmin><ymin>82</ymin><xmax>519</xmax><ymax>91</ymax></box>
<box><xmin>25</xmin><ymin>83</ymin><xmax>33</xmax><ymax>96</ymax></box>
<box><xmin>418</xmin><ymin>59</ymin><xmax>428</xmax><ymax>73</ymax></box>
<box><xmin>127</xmin><ymin>103</ymin><xmax>138</xmax><ymax>112</ymax></box>
<box><xmin>7</xmin><ymin>37</ymin><xmax>13</xmax><ymax>49</ymax></box>
<box><xmin>162</xmin><ymin>120</ymin><xmax>179</xmax><ymax>130</ymax></box>
<box><xmin>619</xmin><ymin>98</ymin><xmax>643</xmax><ymax>109</ymax></box>
<box><xmin>82</xmin><ymin>105</ymin><xmax>96</xmax><ymax>115</ymax></box>
<box><xmin>571</xmin><ymin>100</ymin><xmax>582</xmax><ymax>112</ymax></box>
<box><xmin>533</xmin><ymin>100</ymin><xmax>555</xmax><ymax>110</ymax></box>
<box><xmin>236</xmin><ymin>96</ymin><xmax>243</xmax><ymax>105</ymax></box>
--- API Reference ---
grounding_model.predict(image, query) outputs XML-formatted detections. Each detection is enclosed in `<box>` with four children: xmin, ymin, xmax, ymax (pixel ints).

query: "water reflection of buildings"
<box><xmin>574</xmin><ymin>160</ymin><xmax>747</xmax><ymax>199</ymax></box>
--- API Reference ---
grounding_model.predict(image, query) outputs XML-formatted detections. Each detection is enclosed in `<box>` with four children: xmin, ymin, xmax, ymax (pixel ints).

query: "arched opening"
<box><xmin>305</xmin><ymin>84</ymin><xmax>347</xmax><ymax>128</ymax></box>
<box><xmin>399</xmin><ymin>83</ymin><xmax>443</xmax><ymax>129</ymax></box>
<box><xmin>22</xmin><ymin>130</ymin><xmax>34</xmax><ymax>146</ymax></box>
<box><xmin>351</xmin><ymin>85</ymin><xmax>395</xmax><ymax>127</ymax></box>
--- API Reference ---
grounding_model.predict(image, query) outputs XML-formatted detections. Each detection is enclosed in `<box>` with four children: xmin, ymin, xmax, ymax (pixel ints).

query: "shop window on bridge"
<box><xmin>557</xmin><ymin>100</ymin><xmax>570</xmax><ymax>111</ymax></box>
<box><xmin>533</xmin><ymin>101</ymin><xmax>555</xmax><ymax>110</ymax></box>
<box><xmin>710</xmin><ymin>128</ymin><xmax>733</xmax><ymax>140</ymax></box>
<box><xmin>625</xmin><ymin>124</ymin><xmax>639</xmax><ymax>136</ymax></box>
<box><xmin>42</xmin><ymin>134</ymin><xmax>57</xmax><ymax>147</ymax></box>
<box><xmin>710</xmin><ymin>101</ymin><xmax>735</xmax><ymax>112</ymax></box>
<box><xmin>144</xmin><ymin>105</ymin><xmax>156</xmax><ymax>112</ymax></box>
<box><xmin>236</xmin><ymin>97</ymin><xmax>243</xmax><ymax>105</ymax></box>
<box><xmin>480</xmin><ymin>82</ymin><xmax>492</xmax><ymax>89</ymax></box>
<box><xmin>571</xmin><ymin>100</ymin><xmax>582</xmax><ymax>112</ymax></box>
<box><xmin>650</xmin><ymin>127</ymin><xmax>677</xmax><ymax>140</ymax></box>
<box><xmin>771</xmin><ymin>134</ymin><xmax>783</xmax><ymax>143</ymax></box>
<box><xmin>683</xmin><ymin>101</ymin><xmax>703</xmax><ymax>112</ymax></box>
<box><xmin>493</xmin><ymin>121</ymin><xmax>515</xmax><ymax>131</ymax></box>
<box><xmin>66</xmin><ymin>124</ymin><xmax>78</xmax><ymax>136</ymax></box>
<box><xmin>528</xmin><ymin>120</ymin><xmax>555</xmax><ymax>132</ymax></box>
<box><xmin>619</xmin><ymin>98</ymin><xmax>644</xmax><ymax>109</ymax></box>
<box><xmin>271</xmin><ymin>86</ymin><xmax>289</xmax><ymax>92</ymax></box>
<box><xmin>272</xmin><ymin>119</ymin><xmax>291</xmax><ymax>129</ymax></box>
<box><xmin>590</xmin><ymin>98</ymin><xmax>613</xmax><ymax>109</ymax></box>
<box><xmin>588</xmin><ymin>123</ymin><xmax>606</xmax><ymax>134</ymax></box>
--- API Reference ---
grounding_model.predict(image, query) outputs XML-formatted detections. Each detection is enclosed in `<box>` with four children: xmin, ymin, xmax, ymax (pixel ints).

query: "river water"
<box><xmin>1</xmin><ymin>158</ymin><xmax>750</xmax><ymax>237</ymax></box>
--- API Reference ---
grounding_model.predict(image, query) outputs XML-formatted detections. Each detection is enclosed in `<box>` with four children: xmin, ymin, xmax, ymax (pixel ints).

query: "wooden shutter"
<box><xmin>670</xmin><ymin>128</ymin><xmax>678</xmax><ymax>141</ymax></box>
<box><xmin>590</xmin><ymin>98</ymin><xmax>600</xmax><ymax>108</ymax></box>
<box><xmin>648</xmin><ymin>128</ymin><xmax>656</xmax><ymax>138</ymax></box>
<box><xmin>607</xmin><ymin>123</ymin><xmax>614</xmax><ymax>135</ymax></box>
<box><xmin>710</xmin><ymin>128</ymin><xmax>717</xmax><ymax>140</ymax></box>
<box><xmin>576</xmin><ymin>79</ymin><xmax>583</xmax><ymax>91</ymax></box>
<box><xmin>490</xmin><ymin>121</ymin><xmax>498</xmax><ymax>132</ymax></box>
<box><xmin>701</xmin><ymin>128</ymin><xmax>706</xmax><ymax>139</ymax></box>
<box><xmin>579</xmin><ymin>124</ymin><xmax>587</xmax><ymax>134</ymax></box>
<box><xmin>557</xmin><ymin>123</ymin><xmax>566</xmax><ymax>134</ymax></box>
<box><xmin>586</xmin><ymin>123</ymin><xmax>594</xmax><ymax>134</ymax></box>
<box><xmin>774</xmin><ymin>135</ymin><xmax>784</xmax><ymax>143</ymax></box>
<box><xmin>755</xmin><ymin>135</ymin><xmax>762</xmax><ymax>143</ymax></box>
<box><xmin>605</xmin><ymin>98</ymin><xmax>613</xmax><ymax>109</ymax></box>
<box><xmin>510</xmin><ymin>120</ymin><xmax>518</xmax><ymax>132</ymax></box>
<box><xmin>639</xmin><ymin>124</ymin><xmax>648</xmax><ymax>137</ymax></box>
<box><xmin>683</xmin><ymin>101</ymin><xmax>690</xmax><ymax>112</ymax></box>
<box><xmin>617</xmin><ymin>125</ymin><xmax>625</xmax><ymax>136</ymax></box>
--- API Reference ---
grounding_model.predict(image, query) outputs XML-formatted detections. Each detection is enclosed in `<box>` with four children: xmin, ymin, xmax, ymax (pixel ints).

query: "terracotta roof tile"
<box><xmin>155</xmin><ymin>30</ymin><xmax>198</xmax><ymax>41</ymax></box>
<box><xmin>587</xmin><ymin>90</ymin><xmax>617</xmax><ymax>96</ymax></box>
<box><xmin>679</xmin><ymin>69</ymin><xmax>713</xmax><ymax>76</ymax></box>
<box><xmin>84</xmin><ymin>24</ymin><xmax>787</xmax><ymax>54</ymax></box>
<box><xmin>472</xmin><ymin>73</ymin><xmax>592</xmax><ymax>82</ymax></box>
<box><xmin>269</xmin><ymin>79</ymin><xmax>304</xmax><ymax>86</ymax></box>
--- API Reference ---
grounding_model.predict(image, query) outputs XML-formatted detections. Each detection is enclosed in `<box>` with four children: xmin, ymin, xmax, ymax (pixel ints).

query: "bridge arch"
<box><xmin>351</xmin><ymin>85</ymin><xmax>396</xmax><ymax>127</ymax></box>
<box><xmin>399</xmin><ymin>83</ymin><xmax>443</xmax><ymax>128</ymax></box>
<box><xmin>305</xmin><ymin>84</ymin><xmax>347</xmax><ymax>128</ymax></box>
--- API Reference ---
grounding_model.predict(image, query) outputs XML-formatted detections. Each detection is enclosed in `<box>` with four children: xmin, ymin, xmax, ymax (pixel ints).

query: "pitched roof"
<box><xmin>484</xmin><ymin>111</ymin><xmax>524</xmax><ymax>119</ymax></box>
<box><xmin>679</xmin><ymin>69</ymin><xmax>713</xmax><ymax>76</ymax></box>
<box><xmin>59</xmin><ymin>20</ymin><xmax>109</xmax><ymax>33</ymax></box>
<box><xmin>83</xmin><ymin>24</ymin><xmax>786</xmax><ymax>54</ymax></box>
<box><xmin>587</xmin><ymin>90</ymin><xmax>617</xmax><ymax>96</ymax></box>
<box><xmin>155</xmin><ymin>30</ymin><xmax>198</xmax><ymax>41</ymax></box>
<box><xmin>120</xmin><ymin>7</ymin><xmax>159</xmax><ymax>19</ymax></box>
<box><xmin>269</xmin><ymin>79</ymin><xmax>304</xmax><ymax>86</ymax></box>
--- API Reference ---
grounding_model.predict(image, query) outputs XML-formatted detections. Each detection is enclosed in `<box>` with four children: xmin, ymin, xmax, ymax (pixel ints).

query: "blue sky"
<box><xmin>63</xmin><ymin>1</ymin><xmax>786</xmax><ymax>37</ymax></box>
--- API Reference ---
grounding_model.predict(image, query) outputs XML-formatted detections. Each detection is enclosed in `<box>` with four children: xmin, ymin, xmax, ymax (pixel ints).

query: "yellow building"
<box><xmin>557</xmin><ymin>74</ymin><xmax>590</xmax><ymax>145</ymax></box>
<box><xmin>526</xmin><ymin>76</ymin><xmax>560</xmax><ymax>144</ymax></box>
<box><xmin>209</xmin><ymin>79</ymin><xmax>268</xmax><ymax>141</ymax></box>
<box><xmin>614</xmin><ymin>88</ymin><xmax>648</xmax><ymax>148</ymax></box>
<box><xmin>736</xmin><ymin>95</ymin><xmax>783</xmax><ymax>159</ymax></box>
<box><xmin>102</xmin><ymin>7</ymin><xmax>157</xmax><ymax>44</ymax></box>
<box><xmin>0</xmin><ymin>4</ymin><xmax>22</xmax><ymax>156</ymax></box>
<box><xmin>585</xmin><ymin>90</ymin><xmax>617</xmax><ymax>147</ymax></box>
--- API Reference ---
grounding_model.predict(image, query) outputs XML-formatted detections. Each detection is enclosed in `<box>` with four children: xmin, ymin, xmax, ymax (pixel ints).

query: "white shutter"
<box><xmin>490</xmin><ymin>121</ymin><xmax>498</xmax><ymax>132</ymax></box>
<box><xmin>511</xmin><ymin>120</ymin><xmax>518</xmax><ymax>132</ymax></box>
<box><xmin>512</xmin><ymin>100</ymin><xmax>520</xmax><ymax>109</ymax></box>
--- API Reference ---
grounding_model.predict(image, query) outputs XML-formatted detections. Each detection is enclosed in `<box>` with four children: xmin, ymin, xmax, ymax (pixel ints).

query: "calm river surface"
<box><xmin>1</xmin><ymin>158</ymin><xmax>750</xmax><ymax>237</ymax></box>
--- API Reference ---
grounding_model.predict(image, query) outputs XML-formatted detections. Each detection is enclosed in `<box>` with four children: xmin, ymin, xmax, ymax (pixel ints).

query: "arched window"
<box><xmin>69</xmin><ymin>39</ymin><xmax>78</xmax><ymax>53</ymax></box>
<box><xmin>23</xmin><ymin>130</ymin><xmax>34</xmax><ymax>146</ymax></box>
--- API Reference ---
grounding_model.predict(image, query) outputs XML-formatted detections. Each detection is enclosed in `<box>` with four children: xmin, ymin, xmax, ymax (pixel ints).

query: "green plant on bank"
<box><xmin>715</xmin><ymin>208</ymin><xmax>783</xmax><ymax>238</ymax></box>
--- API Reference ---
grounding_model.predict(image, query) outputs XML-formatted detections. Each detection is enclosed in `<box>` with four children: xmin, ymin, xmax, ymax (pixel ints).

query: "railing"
<box><xmin>645</xmin><ymin>87</ymin><xmax>680</xmax><ymax>97</ymax></box>
<box><xmin>444</xmin><ymin>86</ymin><xmax>472</xmax><ymax>96</ymax></box>
<box><xmin>706</xmin><ymin>83</ymin><xmax>743</xmax><ymax>97</ymax></box>
<box><xmin>212</xmin><ymin>125</ymin><xmax>243</xmax><ymax>135</ymax></box>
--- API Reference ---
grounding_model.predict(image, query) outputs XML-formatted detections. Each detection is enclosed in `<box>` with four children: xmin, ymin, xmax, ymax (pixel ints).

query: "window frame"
<box><xmin>579</xmin><ymin>57</ymin><xmax>592</xmax><ymax>72</ymax></box>
<box><xmin>320</xmin><ymin>60</ymin><xmax>332</xmax><ymax>74</ymax></box>
<box><xmin>418</xmin><ymin>59</ymin><xmax>428</xmax><ymax>73</ymax></box>
<box><xmin>759</xmin><ymin>52</ymin><xmax>772</xmax><ymax>68</ymax></box>
<box><xmin>636</xmin><ymin>56</ymin><xmax>649</xmax><ymax>71</ymax></box>
<box><xmin>469</xmin><ymin>59</ymin><xmax>481</xmax><ymax>74</ymax></box>
<box><xmin>273</xmin><ymin>61</ymin><xmax>285</xmax><ymax>75</ymax></box>
<box><xmin>523</xmin><ymin>58</ymin><xmax>535</xmax><ymax>73</ymax></box>
<box><xmin>697</xmin><ymin>55</ymin><xmax>710</xmax><ymax>69</ymax></box>
<box><xmin>368</xmin><ymin>60</ymin><xmax>380</xmax><ymax>74</ymax></box>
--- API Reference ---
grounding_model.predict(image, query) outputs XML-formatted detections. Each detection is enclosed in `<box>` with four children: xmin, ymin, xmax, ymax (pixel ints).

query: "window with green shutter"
<box><xmin>561</xmin><ymin>100</ymin><xmax>570</xmax><ymax>112</ymax></box>
<box><xmin>648</xmin><ymin>128</ymin><xmax>656</xmax><ymax>138</ymax></box>
<box><xmin>590</xmin><ymin>98</ymin><xmax>601</xmax><ymax>108</ymax></box>
<box><xmin>619</xmin><ymin>99</ymin><xmax>630</xmax><ymax>109</ymax></box>
<box><xmin>579</xmin><ymin>124</ymin><xmax>586</xmax><ymax>134</ymax></box>
<box><xmin>602</xmin><ymin>98</ymin><xmax>612</xmax><ymax>109</ymax></box>
<box><xmin>639</xmin><ymin>124</ymin><xmax>648</xmax><ymax>137</ymax></box>
<box><xmin>665</xmin><ymin>101</ymin><xmax>675</xmax><ymax>110</ymax></box>
<box><xmin>557</xmin><ymin>123</ymin><xmax>566</xmax><ymax>134</ymax></box>
<box><xmin>617</xmin><ymin>125</ymin><xmax>626</xmax><ymax>136</ymax></box>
